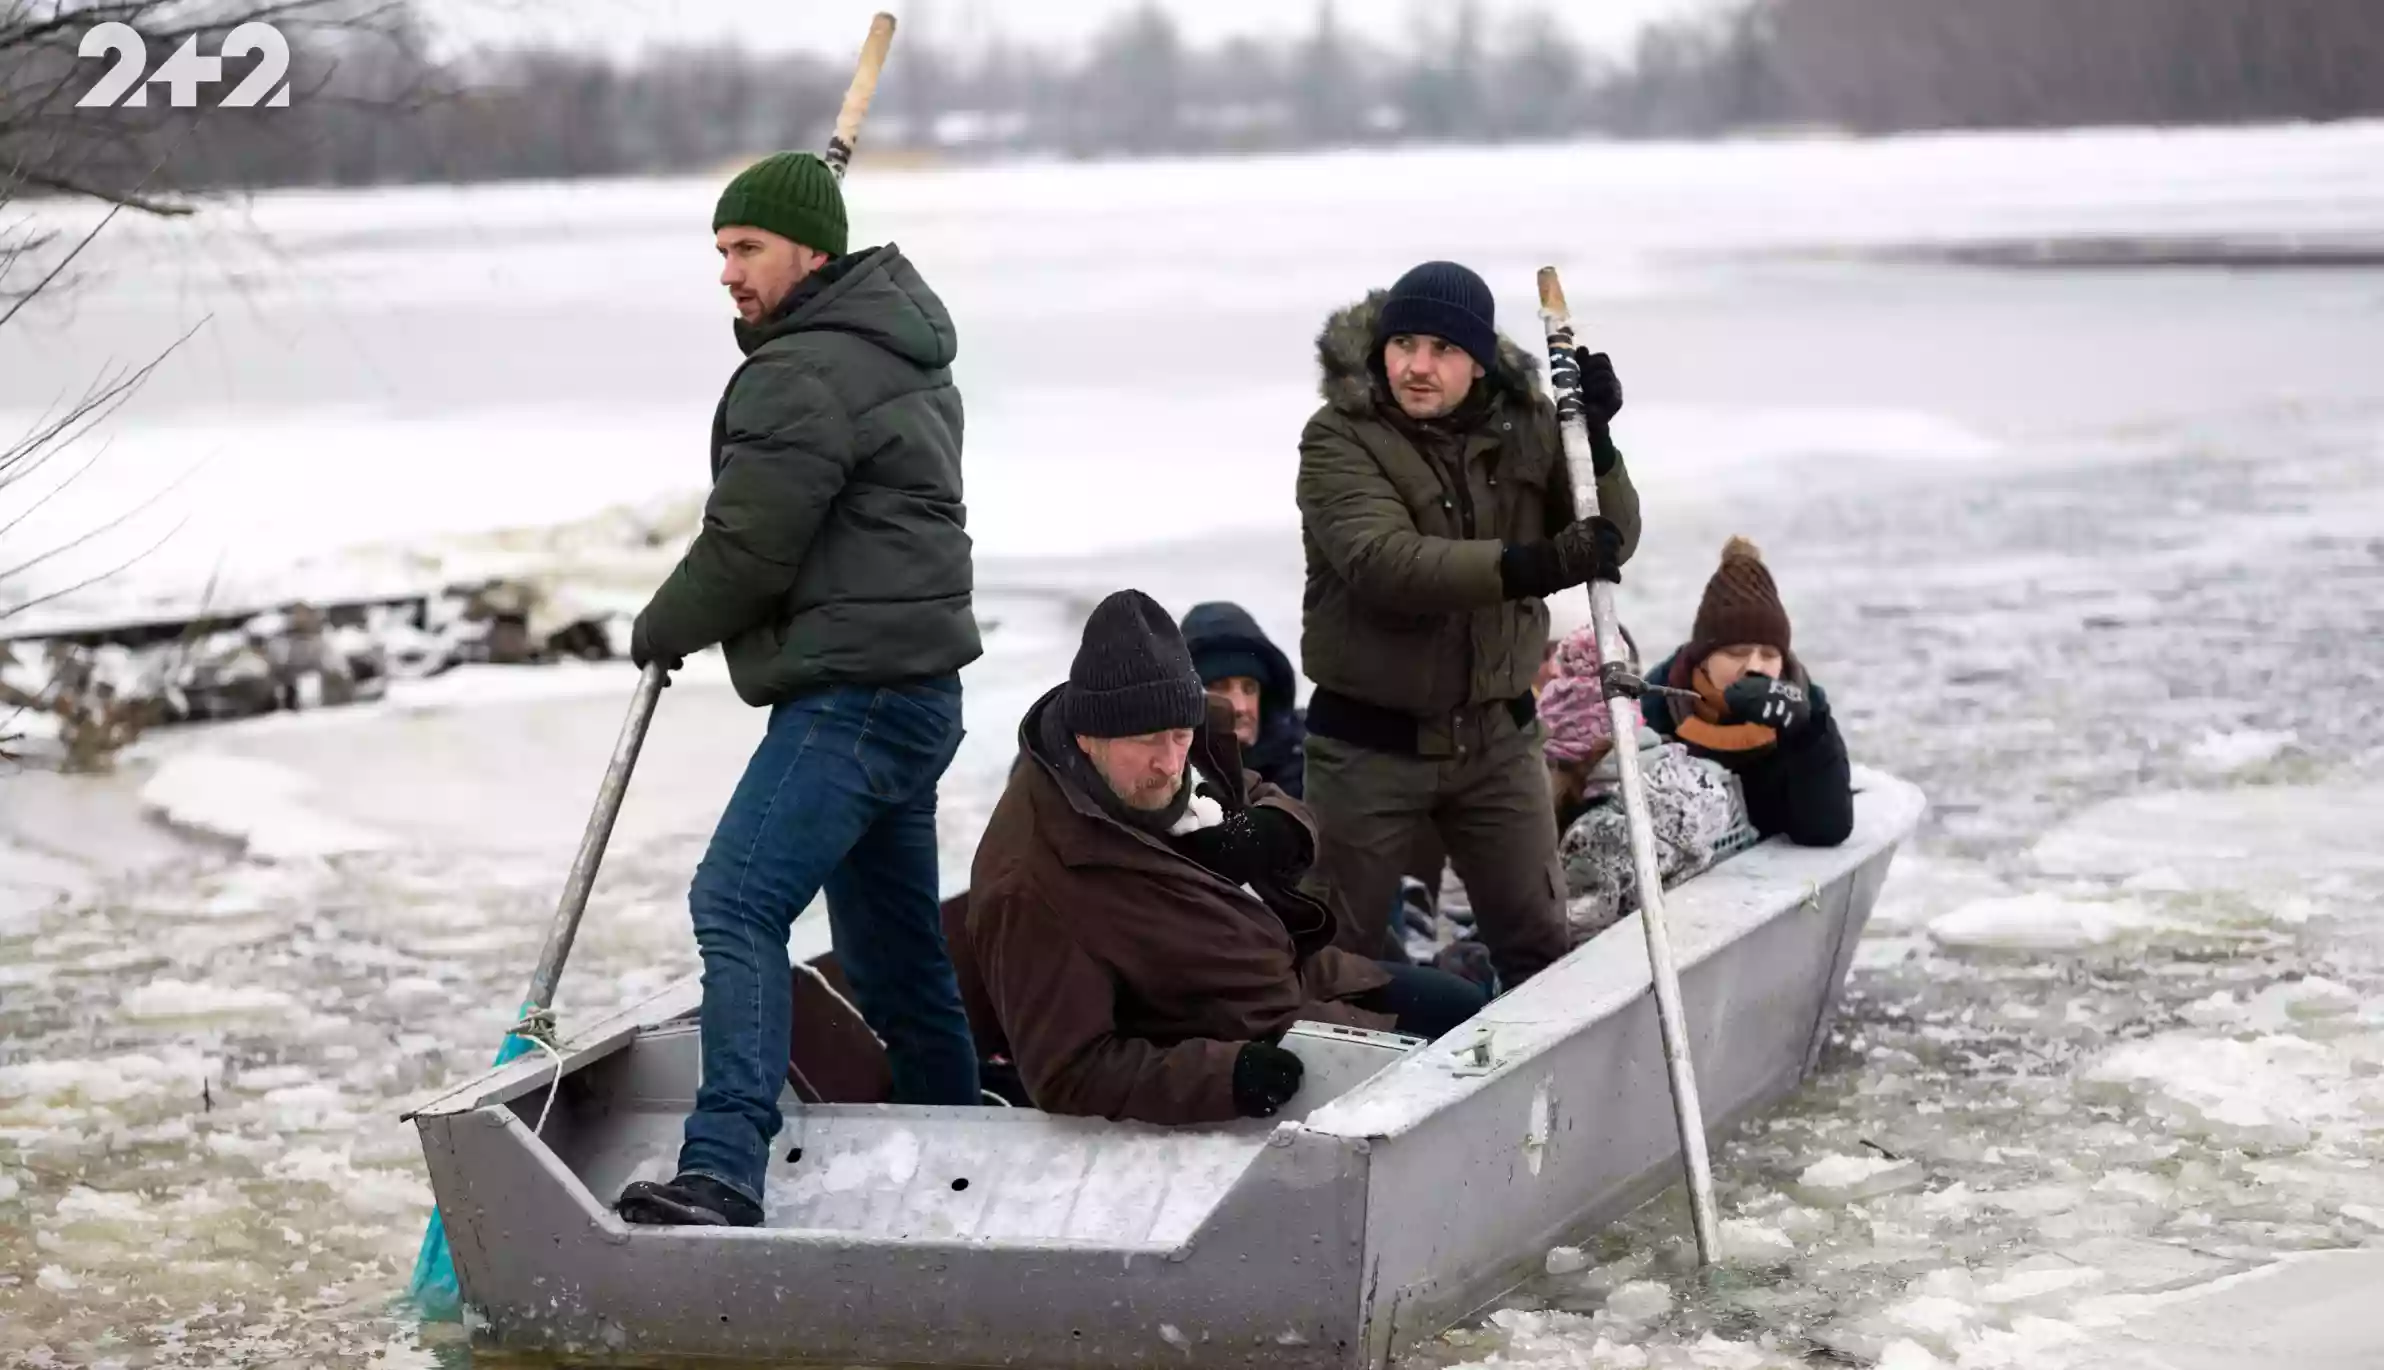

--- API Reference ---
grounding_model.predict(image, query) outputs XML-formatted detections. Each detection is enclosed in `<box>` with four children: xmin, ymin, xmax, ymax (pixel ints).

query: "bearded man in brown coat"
<box><xmin>966</xmin><ymin>590</ymin><xmax>1488</xmax><ymax>1126</ymax></box>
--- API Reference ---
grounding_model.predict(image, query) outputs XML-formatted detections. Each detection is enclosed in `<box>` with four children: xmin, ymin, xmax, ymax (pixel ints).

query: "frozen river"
<box><xmin>4</xmin><ymin>124</ymin><xmax>2384</xmax><ymax>1367</ymax></box>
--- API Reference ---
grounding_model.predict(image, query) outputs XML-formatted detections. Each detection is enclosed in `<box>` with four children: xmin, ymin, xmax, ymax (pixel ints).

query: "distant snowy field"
<box><xmin>4</xmin><ymin>120</ymin><xmax>2383</xmax><ymax>617</ymax></box>
<box><xmin>4</xmin><ymin>123</ymin><xmax>2384</xmax><ymax>1367</ymax></box>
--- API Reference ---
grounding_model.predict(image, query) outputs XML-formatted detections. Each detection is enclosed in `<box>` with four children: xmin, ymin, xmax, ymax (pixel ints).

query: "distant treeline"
<box><xmin>8</xmin><ymin>0</ymin><xmax>2384</xmax><ymax>198</ymax></box>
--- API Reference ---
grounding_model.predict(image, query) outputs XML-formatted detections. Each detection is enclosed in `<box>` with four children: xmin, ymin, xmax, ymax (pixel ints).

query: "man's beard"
<box><xmin>1112</xmin><ymin>767</ymin><xmax>1184</xmax><ymax>812</ymax></box>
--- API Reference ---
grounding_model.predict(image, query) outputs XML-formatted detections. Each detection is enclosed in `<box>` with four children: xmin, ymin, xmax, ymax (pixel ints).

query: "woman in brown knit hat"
<box><xmin>1644</xmin><ymin>537</ymin><xmax>1853</xmax><ymax>847</ymax></box>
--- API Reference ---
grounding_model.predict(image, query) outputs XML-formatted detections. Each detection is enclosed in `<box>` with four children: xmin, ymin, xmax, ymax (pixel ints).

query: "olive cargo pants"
<box><xmin>1304</xmin><ymin>709</ymin><xmax>1569</xmax><ymax>988</ymax></box>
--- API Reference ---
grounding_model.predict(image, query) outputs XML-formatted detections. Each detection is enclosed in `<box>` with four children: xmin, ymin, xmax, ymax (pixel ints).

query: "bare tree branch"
<box><xmin>0</xmin><ymin>325</ymin><xmax>194</xmax><ymax>485</ymax></box>
<box><xmin>0</xmin><ymin>503</ymin><xmax>193</xmax><ymax>624</ymax></box>
<box><xmin>7</xmin><ymin>168</ymin><xmax>190</xmax><ymax>214</ymax></box>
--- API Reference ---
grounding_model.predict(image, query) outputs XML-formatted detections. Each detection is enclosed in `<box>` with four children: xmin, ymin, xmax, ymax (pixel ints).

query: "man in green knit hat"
<box><xmin>617</xmin><ymin>151</ymin><xmax>984</xmax><ymax>1228</ymax></box>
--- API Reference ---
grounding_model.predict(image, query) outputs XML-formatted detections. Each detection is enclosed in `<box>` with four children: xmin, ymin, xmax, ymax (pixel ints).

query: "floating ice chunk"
<box><xmin>0</xmin><ymin>1172</ymin><xmax>18</xmax><ymax>1201</ymax></box>
<box><xmin>1683</xmin><ymin>1333</ymin><xmax>1771</xmax><ymax>1368</ymax></box>
<box><xmin>1881</xmin><ymin>1292</ymin><xmax>1977</xmax><ymax>1343</ymax></box>
<box><xmin>2184</xmin><ymin>728</ymin><xmax>2296</xmax><ymax>774</ymax></box>
<box><xmin>383</xmin><ymin>976</ymin><xmax>448</xmax><ymax>1003</ymax></box>
<box><xmin>2057</xmin><ymin>1237</ymin><xmax>2239</xmax><ymax>1294</ymax></box>
<box><xmin>2274</xmin><ymin>977</ymin><xmax>2358</xmax><ymax>1020</ymax></box>
<box><xmin>257</xmin><ymin>1084</ymin><xmax>358</xmax><ymax>1132</ymax></box>
<box><xmin>2089</xmin><ymin>1170</ymin><xmax>2174</xmax><ymax>1206</ymax></box>
<box><xmin>1875</xmin><ymin>1340</ymin><xmax>1949</xmax><ymax>1370</ymax></box>
<box><xmin>2028</xmin><ymin>783</ymin><xmax>2384</xmax><ymax>892</ymax></box>
<box><xmin>230</xmin><ymin>1065</ymin><xmax>317</xmax><ymax>1093</ymax></box>
<box><xmin>1854</xmin><ymin>936</ymin><xmax>1923</xmax><ymax>971</ymax></box>
<box><xmin>1912</xmin><ymin>1267</ymin><xmax>1978</xmax><ymax>1302</ymax></box>
<box><xmin>1797</xmin><ymin>1154</ymin><xmax>1924</xmax><ymax>1204</ymax></box>
<box><xmin>2085</xmin><ymin>1034</ymin><xmax>2342</xmax><ymax>1151</ymax></box>
<box><xmin>35</xmin><ymin>1264</ymin><xmax>78</xmax><ymax>1292</ymax></box>
<box><xmin>1719</xmin><ymin>1218</ymin><xmax>1796</xmax><ymax>1265</ymax></box>
<box><xmin>1480</xmin><ymin>1306</ymin><xmax>1617</xmax><ymax>1361</ymax></box>
<box><xmin>1927</xmin><ymin>893</ymin><xmax>2157</xmax><ymax>952</ymax></box>
<box><xmin>54</xmin><ymin>1186</ymin><xmax>151</xmax><ymax>1227</ymax></box>
<box><xmin>1602</xmin><ymin>1279</ymin><xmax>1673</xmax><ymax>1325</ymax></box>
<box><xmin>119</xmin><ymin>979</ymin><xmax>298</xmax><ymax>1024</ymax></box>
<box><xmin>139</xmin><ymin>752</ymin><xmax>396</xmax><ymax>860</ymax></box>
<box><xmin>2119</xmin><ymin>866</ymin><xmax>2195</xmax><ymax>894</ymax></box>
<box><xmin>1977</xmin><ymin>1263</ymin><xmax>2104</xmax><ymax>1309</ymax></box>
<box><xmin>1544</xmin><ymin>1244</ymin><xmax>1590</xmax><ymax>1275</ymax></box>
<box><xmin>2182</xmin><ymin>991</ymin><xmax>2244</xmax><ymax>1027</ymax></box>
<box><xmin>2343</xmin><ymin>1204</ymin><xmax>2384</xmax><ymax>1230</ymax></box>
<box><xmin>0</xmin><ymin>1050</ymin><xmax>215</xmax><ymax>1110</ymax></box>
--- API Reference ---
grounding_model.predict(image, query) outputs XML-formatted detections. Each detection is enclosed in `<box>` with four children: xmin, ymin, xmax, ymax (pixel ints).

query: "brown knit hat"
<box><xmin>1687</xmin><ymin>536</ymin><xmax>1791</xmax><ymax>663</ymax></box>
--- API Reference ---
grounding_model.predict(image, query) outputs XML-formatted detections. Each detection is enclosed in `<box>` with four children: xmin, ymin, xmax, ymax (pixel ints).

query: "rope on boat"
<box><xmin>508</xmin><ymin>1010</ymin><xmax>568</xmax><ymax>1137</ymax></box>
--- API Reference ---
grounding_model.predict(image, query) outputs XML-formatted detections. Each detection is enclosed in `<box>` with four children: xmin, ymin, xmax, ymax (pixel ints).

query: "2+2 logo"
<box><xmin>76</xmin><ymin>21</ymin><xmax>291</xmax><ymax>109</ymax></box>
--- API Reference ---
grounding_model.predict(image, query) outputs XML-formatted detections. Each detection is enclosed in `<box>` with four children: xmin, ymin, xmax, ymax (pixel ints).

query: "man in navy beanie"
<box><xmin>1294</xmin><ymin>260</ymin><xmax>1645</xmax><ymax>989</ymax></box>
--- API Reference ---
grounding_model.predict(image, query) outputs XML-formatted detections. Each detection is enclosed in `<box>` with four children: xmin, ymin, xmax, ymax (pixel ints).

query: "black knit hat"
<box><xmin>1376</xmin><ymin>260</ymin><xmax>1498</xmax><ymax>369</ymax></box>
<box><xmin>1063</xmin><ymin>590</ymin><xmax>1208</xmax><ymax>739</ymax></box>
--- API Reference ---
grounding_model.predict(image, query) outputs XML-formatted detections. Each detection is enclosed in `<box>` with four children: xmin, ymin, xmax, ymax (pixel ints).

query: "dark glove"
<box><xmin>1721</xmin><ymin>673</ymin><xmax>1810</xmax><ymax>733</ymax></box>
<box><xmin>1176</xmin><ymin>802</ymin><xmax>1311</xmax><ymax>885</ymax></box>
<box><xmin>1573</xmin><ymin>348</ymin><xmax>1623</xmax><ymax>426</ymax></box>
<box><xmin>1573</xmin><ymin>348</ymin><xmax>1625</xmax><ymax>478</ymax></box>
<box><xmin>1498</xmin><ymin>515</ymin><xmax>1625</xmax><ymax>600</ymax></box>
<box><xmin>628</xmin><ymin>616</ymin><xmax>683</xmax><ymax>677</ymax></box>
<box><xmin>1231</xmin><ymin>1041</ymin><xmax>1304</xmax><ymax>1118</ymax></box>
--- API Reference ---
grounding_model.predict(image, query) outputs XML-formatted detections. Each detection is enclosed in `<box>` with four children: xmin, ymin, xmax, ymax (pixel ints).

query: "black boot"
<box><xmin>616</xmin><ymin>1173</ymin><xmax>762</xmax><ymax>1227</ymax></box>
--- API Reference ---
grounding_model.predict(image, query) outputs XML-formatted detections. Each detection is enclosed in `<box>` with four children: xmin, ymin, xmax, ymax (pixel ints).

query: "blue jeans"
<box><xmin>677</xmin><ymin>675</ymin><xmax>978</xmax><ymax>1203</ymax></box>
<box><xmin>1352</xmin><ymin>962</ymin><xmax>1490</xmax><ymax>1041</ymax></box>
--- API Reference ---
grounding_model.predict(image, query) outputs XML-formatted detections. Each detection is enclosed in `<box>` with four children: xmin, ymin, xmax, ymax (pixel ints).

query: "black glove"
<box><xmin>1721</xmin><ymin>673</ymin><xmax>1810</xmax><ymax>733</ymax></box>
<box><xmin>1574</xmin><ymin>348</ymin><xmax>1623</xmax><ymax>426</ymax></box>
<box><xmin>1573</xmin><ymin>348</ymin><xmax>1625</xmax><ymax>477</ymax></box>
<box><xmin>1498</xmin><ymin>515</ymin><xmax>1625</xmax><ymax>600</ymax></box>
<box><xmin>1231</xmin><ymin>1041</ymin><xmax>1304</xmax><ymax>1118</ymax></box>
<box><xmin>628</xmin><ymin>616</ymin><xmax>683</xmax><ymax>677</ymax></box>
<box><xmin>1176</xmin><ymin>802</ymin><xmax>1311</xmax><ymax>885</ymax></box>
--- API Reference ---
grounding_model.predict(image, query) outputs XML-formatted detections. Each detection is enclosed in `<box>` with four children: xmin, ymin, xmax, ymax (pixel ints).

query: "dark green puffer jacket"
<box><xmin>634</xmin><ymin>244</ymin><xmax>982</xmax><ymax>705</ymax></box>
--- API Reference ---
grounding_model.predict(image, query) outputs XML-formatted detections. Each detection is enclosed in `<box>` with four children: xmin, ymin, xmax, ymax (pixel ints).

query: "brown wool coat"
<box><xmin>967</xmin><ymin>689</ymin><xmax>1393</xmax><ymax>1124</ymax></box>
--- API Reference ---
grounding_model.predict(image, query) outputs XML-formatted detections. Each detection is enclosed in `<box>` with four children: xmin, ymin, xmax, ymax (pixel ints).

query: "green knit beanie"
<box><xmin>713</xmin><ymin>151</ymin><xmax>848</xmax><ymax>258</ymax></box>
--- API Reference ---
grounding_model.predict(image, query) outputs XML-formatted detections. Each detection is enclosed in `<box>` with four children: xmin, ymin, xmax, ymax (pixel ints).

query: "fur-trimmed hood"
<box><xmin>1313</xmin><ymin>289</ymin><xmax>1544</xmax><ymax>418</ymax></box>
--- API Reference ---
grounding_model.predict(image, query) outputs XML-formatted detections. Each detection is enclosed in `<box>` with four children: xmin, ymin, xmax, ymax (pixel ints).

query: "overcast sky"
<box><xmin>422</xmin><ymin>0</ymin><xmax>1724</xmax><ymax>61</ymax></box>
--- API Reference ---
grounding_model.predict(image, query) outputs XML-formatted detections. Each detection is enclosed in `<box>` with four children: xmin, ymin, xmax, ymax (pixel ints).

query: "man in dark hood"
<box><xmin>1180</xmin><ymin>601</ymin><xmax>1307</xmax><ymax>799</ymax></box>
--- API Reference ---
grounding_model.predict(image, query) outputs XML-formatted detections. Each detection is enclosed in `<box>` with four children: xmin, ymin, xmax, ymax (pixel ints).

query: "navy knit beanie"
<box><xmin>1063</xmin><ymin>590</ymin><xmax>1208</xmax><ymax>739</ymax></box>
<box><xmin>1376</xmin><ymin>260</ymin><xmax>1498</xmax><ymax>369</ymax></box>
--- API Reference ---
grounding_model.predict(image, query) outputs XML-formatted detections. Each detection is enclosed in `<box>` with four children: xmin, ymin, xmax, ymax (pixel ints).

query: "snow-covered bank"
<box><xmin>12</xmin><ymin>123</ymin><xmax>2384</xmax><ymax>619</ymax></box>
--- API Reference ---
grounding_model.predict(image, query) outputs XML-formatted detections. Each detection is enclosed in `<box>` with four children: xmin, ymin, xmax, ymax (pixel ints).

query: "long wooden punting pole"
<box><xmin>1537</xmin><ymin>265</ymin><xmax>1722</xmax><ymax>1266</ymax></box>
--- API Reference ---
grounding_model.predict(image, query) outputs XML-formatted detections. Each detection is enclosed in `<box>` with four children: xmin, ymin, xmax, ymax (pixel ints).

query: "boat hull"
<box><xmin>408</xmin><ymin>767</ymin><xmax>1925</xmax><ymax>1366</ymax></box>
